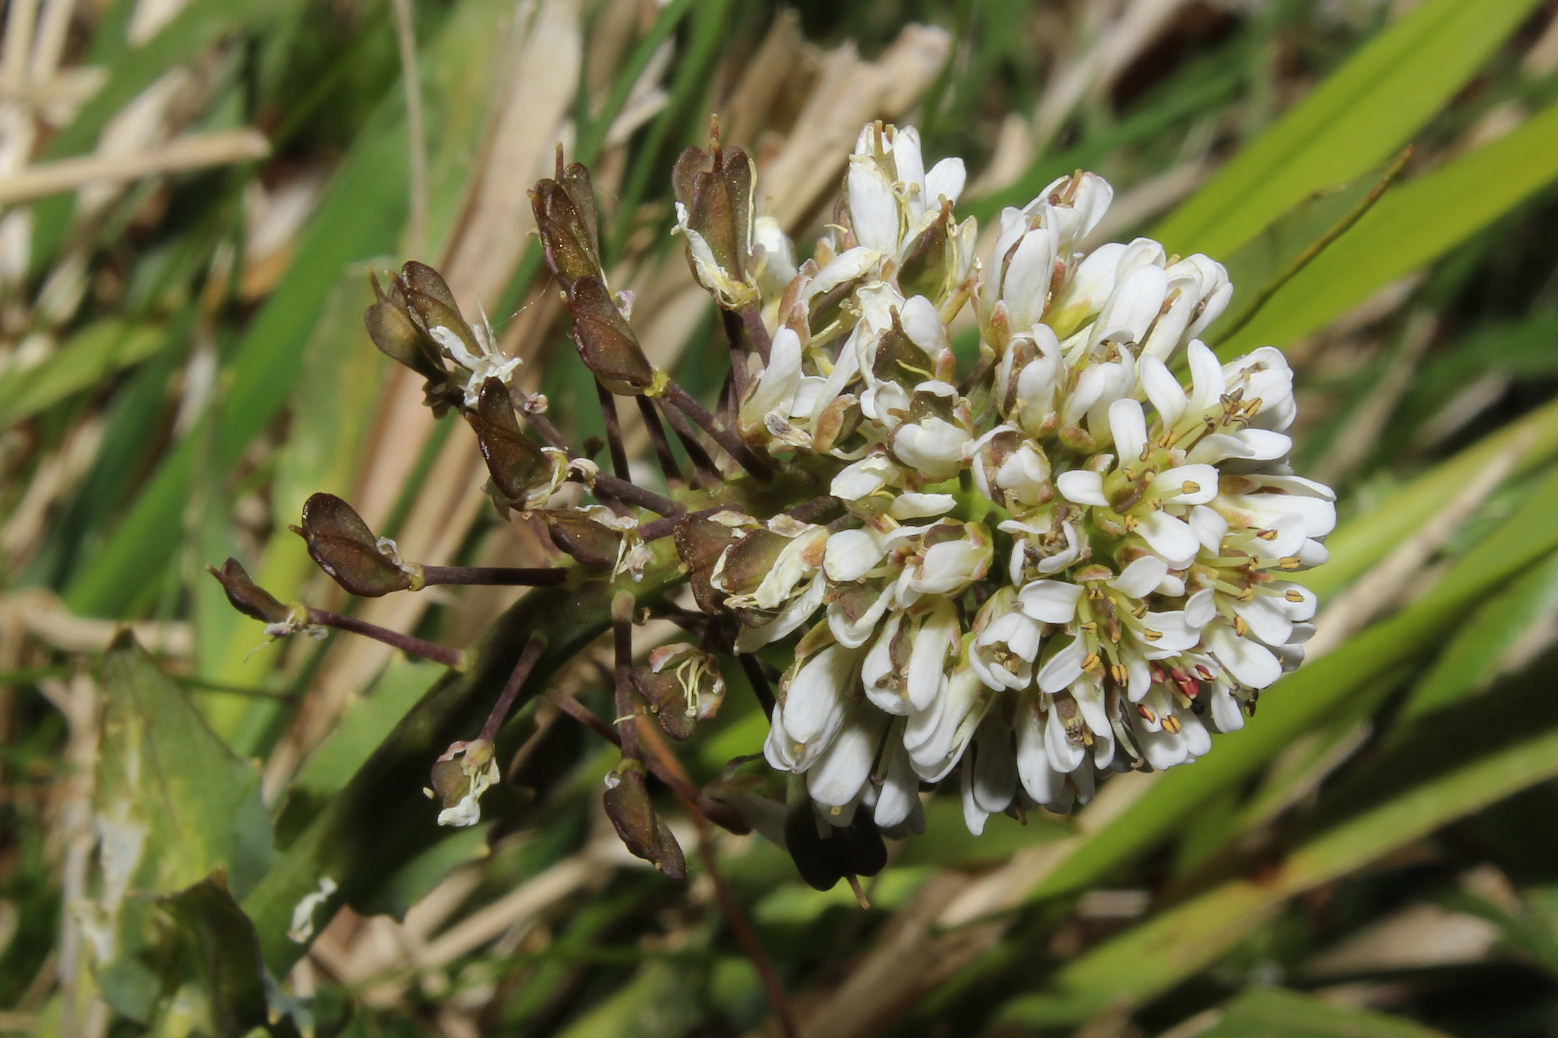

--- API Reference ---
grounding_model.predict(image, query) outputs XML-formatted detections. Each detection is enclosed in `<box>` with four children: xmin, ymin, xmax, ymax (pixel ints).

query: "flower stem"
<box><xmin>589</xmin><ymin>471</ymin><xmax>683</xmax><ymax>516</ymax></box>
<box><xmin>656</xmin><ymin>396</ymin><xmax>722</xmax><ymax>486</ymax></box>
<box><xmin>611</xmin><ymin>591</ymin><xmax>639</xmax><ymax>760</ymax></box>
<box><xmin>421</xmin><ymin>565</ymin><xmax>568</xmax><ymax>587</ymax></box>
<box><xmin>595</xmin><ymin>381</ymin><xmax>631</xmax><ymax>481</ymax></box>
<box><xmin>660</xmin><ymin>381</ymin><xmax>772</xmax><ymax>481</ymax></box>
<box><xmin>635</xmin><ymin>395</ymin><xmax>683</xmax><ymax>486</ymax></box>
<box><xmin>305</xmin><ymin>607</ymin><xmax>463</xmax><ymax>669</ymax></box>
<box><xmin>478</xmin><ymin>634</ymin><xmax>547</xmax><ymax>744</ymax></box>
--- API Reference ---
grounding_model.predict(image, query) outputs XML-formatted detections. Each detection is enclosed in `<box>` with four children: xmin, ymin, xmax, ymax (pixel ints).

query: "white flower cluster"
<box><xmin>713</xmin><ymin>124</ymin><xmax>1334</xmax><ymax>834</ymax></box>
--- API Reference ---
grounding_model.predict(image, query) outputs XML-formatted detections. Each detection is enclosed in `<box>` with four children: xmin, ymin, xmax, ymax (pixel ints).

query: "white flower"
<box><xmin>702</xmin><ymin>121</ymin><xmax>1334</xmax><ymax>836</ymax></box>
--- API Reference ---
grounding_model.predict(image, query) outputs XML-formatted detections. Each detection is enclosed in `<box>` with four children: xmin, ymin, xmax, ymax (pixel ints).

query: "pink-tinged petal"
<box><xmin>1110</xmin><ymin>555</ymin><xmax>1168</xmax><ymax>599</ymax></box>
<box><xmin>1057</xmin><ymin>469</ymin><xmax>1109</xmax><ymax>507</ymax></box>
<box><xmin>1017</xmin><ymin>579</ymin><xmax>1083</xmax><ymax>623</ymax></box>
<box><xmin>1136</xmin><ymin>511</ymin><xmax>1199</xmax><ymax>568</ymax></box>
<box><xmin>1205</xmin><ymin>624</ymin><xmax>1282</xmax><ymax>689</ymax></box>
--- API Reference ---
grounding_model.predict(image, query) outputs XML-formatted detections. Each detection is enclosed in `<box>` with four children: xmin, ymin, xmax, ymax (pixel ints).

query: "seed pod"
<box><xmin>465</xmin><ymin>378</ymin><xmax>553</xmax><ymax>508</ymax></box>
<box><xmin>536</xmin><ymin>508</ymin><xmax>623</xmax><ymax>569</ymax></box>
<box><xmin>294</xmin><ymin>493</ymin><xmax>416</xmax><ymax>597</ymax></box>
<box><xmin>566</xmin><ymin>276</ymin><xmax>661</xmax><ymax>395</ymax></box>
<box><xmin>531</xmin><ymin>164</ymin><xmax>603</xmax><ymax>290</ymax></box>
<box><xmin>672</xmin><ymin>511</ymin><xmax>751</xmax><ymax>614</ymax></box>
<box><xmin>602</xmin><ymin>760</ymin><xmax>687</xmax><ymax>879</ymax></box>
<box><xmin>206</xmin><ymin>558</ymin><xmax>290</xmax><ymax>623</ymax></box>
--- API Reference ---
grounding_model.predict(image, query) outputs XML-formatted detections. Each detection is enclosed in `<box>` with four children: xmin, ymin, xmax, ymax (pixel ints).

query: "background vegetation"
<box><xmin>1</xmin><ymin>0</ymin><xmax>1554</xmax><ymax>1035</ymax></box>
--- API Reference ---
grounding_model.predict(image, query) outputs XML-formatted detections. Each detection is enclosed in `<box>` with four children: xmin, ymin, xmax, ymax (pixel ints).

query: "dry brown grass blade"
<box><xmin>0</xmin><ymin>129</ymin><xmax>270</xmax><ymax>205</ymax></box>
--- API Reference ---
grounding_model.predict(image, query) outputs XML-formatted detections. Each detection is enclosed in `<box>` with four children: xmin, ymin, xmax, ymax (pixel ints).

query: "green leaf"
<box><xmin>0</xmin><ymin>321</ymin><xmax>164</xmax><ymax>428</ymax></box>
<box><xmin>1169</xmin><ymin>986</ymin><xmax>1447</xmax><ymax>1038</ymax></box>
<box><xmin>1219</xmin><ymin>106</ymin><xmax>1558</xmax><ymax>355</ymax></box>
<box><xmin>1154</xmin><ymin>0</ymin><xmax>1546</xmax><ymax>256</ymax></box>
<box><xmin>1212</xmin><ymin>149</ymin><xmax>1410</xmax><ymax>352</ymax></box>
<box><xmin>89</xmin><ymin>635</ymin><xmax>273</xmax><ymax>1021</ymax></box>
<box><xmin>155</xmin><ymin>872</ymin><xmax>270</xmax><ymax>1038</ymax></box>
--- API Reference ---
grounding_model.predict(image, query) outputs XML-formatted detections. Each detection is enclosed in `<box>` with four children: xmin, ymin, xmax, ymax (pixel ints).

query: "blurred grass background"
<box><xmin>1</xmin><ymin>0</ymin><xmax>1555</xmax><ymax>1035</ymax></box>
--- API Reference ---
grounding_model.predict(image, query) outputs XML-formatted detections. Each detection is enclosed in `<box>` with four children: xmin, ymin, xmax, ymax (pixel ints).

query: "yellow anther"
<box><xmin>1162</xmin><ymin>715</ymin><xmax>1182</xmax><ymax>734</ymax></box>
<box><xmin>1256</xmin><ymin>528</ymin><xmax>1278</xmax><ymax>541</ymax></box>
<box><xmin>1233</xmin><ymin>615</ymin><xmax>1248</xmax><ymax>636</ymax></box>
<box><xmin>1082</xmin><ymin>652</ymin><xmax>1102</xmax><ymax>672</ymax></box>
<box><xmin>1279</xmin><ymin>556</ymin><xmax>1301</xmax><ymax>570</ymax></box>
<box><xmin>1181</xmin><ymin>480</ymin><xmax>1201</xmax><ymax>495</ymax></box>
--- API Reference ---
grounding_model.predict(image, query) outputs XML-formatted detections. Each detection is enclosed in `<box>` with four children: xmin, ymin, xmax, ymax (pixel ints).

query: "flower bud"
<box><xmin>206</xmin><ymin>558</ymin><xmax>290</xmax><ymax>623</ymax></box>
<box><xmin>631</xmin><ymin>643</ymin><xmax>727</xmax><ymax>740</ymax></box>
<box><xmin>426</xmin><ymin>739</ymin><xmax>498</xmax><ymax>828</ymax></box>
<box><xmin>294</xmin><ymin>493</ymin><xmax>419</xmax><ymax>597</ymax></box>
<box><xmin>566</xmin><ymin>276</ymin><xmax>662</xmax><ymax>395</ymax></box>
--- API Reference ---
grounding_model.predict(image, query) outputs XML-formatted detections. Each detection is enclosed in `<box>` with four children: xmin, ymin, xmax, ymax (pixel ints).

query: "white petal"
<box><xmin>1205</xmin><ymin>624</ymin><xmax>1282</xmax><ymax>689</ymax></box>
<box><xmin>1110</xmin><ymin>555</ymin><xmax>1168</xmax><ymax>599</ymax></box>
<box><xmin>1108</xmin><ymin>398</ymin><xmax>1148</xmax><ymax>462</ymax></box>
<box><xmin>873</xmin><ymin>737</ymin><xmax>918</xmax><ymax>828</ymax></box>
<box><xmin>824</xmin><ymin>528</ymin><xmax>886</xmax><ymax>582</ymax></box>
<box><xmin>848</xmin><ymin>156</ymin><xmax>901</xmax><ymax>254</ymax></box>
<box><xmin>925</xmin><ymin>157</ymin><xmax>966</xmax><ymax>206</ymax></box>
<box><xmin>1136</xmin><ymin>511</ymin><xmax>1199</xmax><ymax>568</ymax></box>
<box><xmin>1184</xmin><ymin>588</ymin><xmax>1217</xmax><ymax>629</ymax></box>
<box><xmin>1151</xmin><ymin>464</ymin><xmax>1220</xmax><ymax>506</ymax></box>
<box><xmin>1017</xmin><ymin>580</ymin><xmax>1083</xmax><ymax>623</ymax></box>
<box><xmin>1057</xmin><ymin>469</ymin><xmax>1109</xmax><ymax>506</ymax></box>
<box><xmin>807</xmin><ymin>716</ymin><xmax>878</xmax><ymax>807</ymax></box>
<box><xmin>1139</xmin><ymin>355</ymin><xmax>1187</xmax><ymax>428</ymax></box>
<box><xmin>1037</xmin><ymin>637</ymin><xmax>1086</xmax><ymax>693</ymax></box>
<box><xmin>780</xmin><ymin>644</ymin><xmax>856</xmax><ymax>745</ymax></box>
<box><xmin>890</xmin><ymin>492</ymin><xmax>957</xmax><ymax>519</ymax></box>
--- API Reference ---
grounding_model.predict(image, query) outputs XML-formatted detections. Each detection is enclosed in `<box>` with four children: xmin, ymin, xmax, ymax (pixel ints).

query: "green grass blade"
<box><xmin>1153</xmin><ymin>0</ymin><xmax>1545</xmax><ymax>256</ymax></box>
<box><xmin>996</xmin><ymin>679</ymin><xmax>1558</xmax><ymax>1028</ymax></box>
<box><xmin>1219</xmin><ymin>105</ymin><xmax>1558</xmax><ymax>354</ymax></box>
